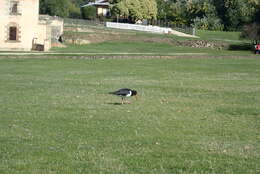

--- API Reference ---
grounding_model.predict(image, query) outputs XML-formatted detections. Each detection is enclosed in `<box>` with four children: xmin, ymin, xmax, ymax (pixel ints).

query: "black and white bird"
<box><xmin>109</xmin><ymin>88</ymin><xmax>138</xmax><ymax>104</ymax></box>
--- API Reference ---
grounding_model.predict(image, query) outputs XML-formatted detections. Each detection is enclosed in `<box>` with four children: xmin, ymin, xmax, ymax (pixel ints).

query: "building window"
<box><xmin>10</xmin><ymin>1</ymin><xmax>20</xmax><ymax>15</ymax></box>
<box><xmin>9</xmin><ymin>27</ymin><xmax>17</xmax><ymax>41</ymax></box>
<box><xmin>5</xmin><ymin>23</ymin><xmax>21</xmax><ymax>42</ymax></box>
<box><xmin>11</xmin><ymin>2</ymin><xmax>18</xmax><ymax>13</ymax></box>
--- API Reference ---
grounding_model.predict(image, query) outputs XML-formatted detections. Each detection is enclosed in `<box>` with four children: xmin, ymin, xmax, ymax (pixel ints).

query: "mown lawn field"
<box><xmin>51</xmin><ymin>41</ymin><xmax>253</xmax><ymax>57</ymax></box>
<box><xmin>0</xmin><ymin>57</ymin><xmax>259</xmax><ymax>174</ymax></box>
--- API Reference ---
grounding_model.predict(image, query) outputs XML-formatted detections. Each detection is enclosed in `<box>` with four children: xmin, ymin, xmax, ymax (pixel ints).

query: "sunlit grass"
<box><xmin>52</xmin><ymin>41</ymin><xmax>255</xmax><ymax>57</ymax></box>
<box><xmin>0</xmin><ymin>58</ymin><xmax>259</xmax><ymax>173</ymax></box>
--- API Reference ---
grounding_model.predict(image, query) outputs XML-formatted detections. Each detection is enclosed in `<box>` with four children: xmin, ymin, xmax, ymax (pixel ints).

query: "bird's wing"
<box><xmin>110</xmin><ymin>88</ymin><xmax>131</xmax><ymax>95</ymax></box>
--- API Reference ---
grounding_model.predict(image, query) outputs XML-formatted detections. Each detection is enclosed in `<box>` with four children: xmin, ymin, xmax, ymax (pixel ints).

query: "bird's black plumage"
<box><xmin>109</xmin><ymin>88</ymin><xmax>138</xmax><ymax>104</ymax></box>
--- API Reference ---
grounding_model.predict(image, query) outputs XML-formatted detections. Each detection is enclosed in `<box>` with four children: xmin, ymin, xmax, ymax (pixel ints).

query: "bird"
<box><xmin>109</xmin><ymin>88</ymin><xmax>138</xmax><ymax>104</ymax></box>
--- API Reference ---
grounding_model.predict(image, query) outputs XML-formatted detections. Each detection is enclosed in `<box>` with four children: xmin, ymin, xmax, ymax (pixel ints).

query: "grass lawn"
<box><xmin>51</xmin><ymin>27</ymin><xmax>254</xmax><ymax>57</ymax></box>
<box><xmin>196</xmin><ymin>30</ymin><xmax>245</xmax><ymax>43</ymax></box>
<box><xmin>52</xmin><ymin>41</ymin><xmax>254</xmax><ymax>57</ymax></box>
<box><xmin>0</xmin><ymin>57</ymin><xmax>259</xmax><ymax>174</ymax></box>
<box><xmin>52</xmin><ymin>42</ymin><xmax>210</xmax><ymax>54</ymax></box>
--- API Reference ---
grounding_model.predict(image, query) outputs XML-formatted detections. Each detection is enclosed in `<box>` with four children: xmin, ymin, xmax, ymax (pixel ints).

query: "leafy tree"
<box><xmin>250</xmin><ymin>0</ymin><xmax>260</xmax><ymax>23</ymax></box>
<box><xmin>40</xmin><ymin>0</ymin><xmax>70</xmax><ymax>17</ymax></box>
<box><xmin>213</xmin><ymin>0</ymin><xmax>257</xmax><ymax>31</ymax></box>
<box><xmin>110</xmin><ymin>0</ymin><xmax>157</xmax><ymax>22</ymax></box>
<box><xmin>240</xmin><ymin>1</ymin><xmax>260</xmax><ymax>44</ymax></box>
<box><xmin>38</xmin><ymin>0</ymin><xmax>259</xmax><ymax>31</ymax></box>
<box><xmin>155</xmin><ymin>0</ymin><xmax>169</xmax><ymax>20</ymax></box>
<box><xmin>81</xmin><ymin>6</ymin><xmax>97</xmax><ymax>20</ymax></box>
<box><xmin>190</xmin><ymin>0</ymin><xmax>223</xmax><ymax>30</ymax></box>
<box><xmin>155</xmin><ymin>0</ymin><xmax>259</xmax><ymax>31</ymax></box>
<box><xmin>40</xmin><ymin>0</ymin><xmax>91</xmax><ymax>18</ymax></box>
<box><xmin>68</xmin><ymin>1</ymin><xmax>81</xmax><ymax>18</ymax></box>
<box><xmin>70</xmin><ymin>0</ymin><xmax>87</xmax><ymax>6</ymax></box>
<box><xmin>164</xmin><ymin>0</ymin><xmax>223</xmax><ymax>30</ymax></box>
<box><xmin>166</xmin><ymin>1</ymin><xmax>187</xmax><ymax>24</ymax></box>
<box><xmin>241</xmin><ymin>23</ymin><xmax>260</xmax><ymax>44</ymax></box>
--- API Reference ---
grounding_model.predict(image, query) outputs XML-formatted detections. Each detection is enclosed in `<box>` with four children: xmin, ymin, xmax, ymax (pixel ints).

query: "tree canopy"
<box><xmin>109</xmin><ymin>0</ymin><xmax>157</xmax><ymax>22</ymax></box>
<box><xmin>40</xmin><ymin>0</ymin><xmax>86</xmax><ymax>18</ymax></box>
<box><xmin>39</xmin><ymin>0</ymin><xmax>260</xmax><ymax>31</ymax></box>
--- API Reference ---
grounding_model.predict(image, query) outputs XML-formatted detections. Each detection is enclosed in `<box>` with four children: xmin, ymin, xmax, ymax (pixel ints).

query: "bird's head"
<box><xmin>132</xmin><ymin>90</ymin><xmax>138</xmax><ymax>100</ymax></box>
<box><xmin>131</xmin><ymin>90</ymin><xmax>137</xmax><ymax>96</ymax></box>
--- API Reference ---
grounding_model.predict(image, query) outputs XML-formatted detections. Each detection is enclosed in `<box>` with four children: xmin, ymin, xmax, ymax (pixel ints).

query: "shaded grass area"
<box><xmin>0</xmin><ymin>58</ymin><xmax>260</xmax><ymax>173</ymax></box>
<box><xmin>52</xmin><ymin>41</ymin><xmax>255</xmax><ymax>56</ymax></box>
<box><xmin>52</xmin><ymin>42</ymin><xmax>205</xmax><ymax>53</ymax></box>
<box><xmin>196</xmin><ymin>30</ymin><xmax>246</xmax><ymax>43</ymax></box>
<box><xmin>228</xmin><ymin>43</ymin><xmax>254</xmax><ymax>51</ymax></box>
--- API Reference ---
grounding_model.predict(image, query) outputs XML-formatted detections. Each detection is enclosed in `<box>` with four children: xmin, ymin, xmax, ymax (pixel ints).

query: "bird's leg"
<box><xmin>121</xmin><ymin>97</ymin><xmax>124</xmax><ymax>105</ymax></box>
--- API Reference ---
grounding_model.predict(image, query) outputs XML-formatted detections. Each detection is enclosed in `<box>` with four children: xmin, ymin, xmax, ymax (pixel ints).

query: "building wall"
<box><xmin>0</xmin><ymin>1</ymin><xmax>7</xmax><ymax>50</ymax></box>
<box><xmin>0</xmin><ymin>0</ymin><xmax>63</xmax><ymax>51</ymax></box>
<box><xmin>96</xmin><ymin>6</ymin><xmax>109</xmax><ymax>16</ymax></box>
<box><xmin>37</xmin><ymin>21</ymin><xmax>52</xmax><ymax>51</ymax></box>
<box><xmin>38</xmin><ymin>15</ymin><xmax>64</xmax><ymax>51</ymax></box>
<box><xmin>0</xmin><ymin>0</ymin><xmax>40</xmax><ymax>51</ymax></box>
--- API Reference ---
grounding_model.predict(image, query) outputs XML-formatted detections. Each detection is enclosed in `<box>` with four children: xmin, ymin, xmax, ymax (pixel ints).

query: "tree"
<box><xmin>81</xmin><ymin>6</ymin><xmax>97</xmax><ymax>20</ymax></box>
<box><xmin>40</xmin><ymin>0</ymin><xmax>70</xmax><ymax>17</ymax></box>
<box><xmin>164</xmin><ymin>0</ymin><xmax>223</xmax><ymax>30</ymax></box>
<box><xmin>166</xmin><ymin>1</ymin><xmax>187</xmax><ymax>24</ymax></box>
<box><xmin>213</xmin><ymin>0</ymin><xmax>257</xmax><ymax>31</ymax></box>
<box><xmin>188</xmin><ymin>0</ymin><xmax>223</xmax><ymax>30</ymax></box>
<box><xmin>241</xmin><ymin>23</ymin><xmax>260</xmax><ymax>44</ymax></box>
<box><xmin>110</xmin><ymin>0</ymin><xmax>157</xmax><ymax>22</ymax></box>
<box><xmin>240</xmin><ymin>1</ymin><xmax>260</xmax><ymax>44</ymax></box>
<box><xmin>68</xmin><ymin>1</ymin><xmax>81</xmax><ymax>18</ymax></box>
<box><xmin>155</xmin><ymin>0</ymin><xmax>169</xmax><ymax>20</ymax></box>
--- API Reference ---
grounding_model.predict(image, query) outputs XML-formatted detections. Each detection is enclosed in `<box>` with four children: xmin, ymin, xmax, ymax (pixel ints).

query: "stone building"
<box><xmin>0</xmin><ymin>0</ymin><xmax>63</xmax><ymax>51</ymax></box>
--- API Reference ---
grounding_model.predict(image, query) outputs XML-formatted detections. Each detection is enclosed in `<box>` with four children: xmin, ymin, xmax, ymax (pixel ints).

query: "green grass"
<box><xmin>52</xmin><ymin>41</ymin><xmax>255</xmax><ymax>56</ymax></box>
<box><xmin>53</xmin><ymin>27</ymin><xmax>253</xmax><ymax>56</ymax></box>
<box><xmin>0</xmin><ymin>57</ymin><xmax>260</xmax><ymax>174</ymax></box>
<box><xmin>196</xmin><ymin>30</ymin><xmax>248</xmax><ymax>43</ymax></box>
<box><xmin>52</xmin><ymin>42</ymin><xmax>209</xmax><ymax>54</ymax></box>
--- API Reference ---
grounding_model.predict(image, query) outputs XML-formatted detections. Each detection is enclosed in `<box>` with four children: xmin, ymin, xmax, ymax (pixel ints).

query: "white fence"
<box><xmin>106</xmin><ymin>22</ymin><xmax>173</xmax><ymax>34</ymax></box>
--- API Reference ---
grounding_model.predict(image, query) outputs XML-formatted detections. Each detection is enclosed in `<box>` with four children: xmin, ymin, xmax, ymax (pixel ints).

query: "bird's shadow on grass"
<box><xmin>106</xmin><ymin>102</ymin><xmax>131</xmax><ymax>105</ymax></box>
<box><xmin>107</xmin><ymin>102</ymin><xmax>123</xmax><ymax>105</ymax></box>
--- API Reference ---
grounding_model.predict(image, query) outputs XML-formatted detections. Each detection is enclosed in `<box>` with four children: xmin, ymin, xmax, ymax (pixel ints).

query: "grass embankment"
<box><xmin>52</xmin><ymin>29</ymin><xmax>254</xmax><ymax>56</ymax></box>
<box><xmin>52</xmin><ymin>42</ymin><xmax>209</xmax><ymax>54</ymax></box>
<box><xmin>0</xmin><ymin>58</ymin><xmax>259</xmax><ymax>173</ymax></box>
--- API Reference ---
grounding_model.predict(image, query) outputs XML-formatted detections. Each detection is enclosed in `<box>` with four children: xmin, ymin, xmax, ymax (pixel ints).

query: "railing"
<box><xmin>64</xmin><ymin>18</ymin><xmax>195</xmax><ymax>35</ymax></box>
<box><xmin>145</xmin><ymin>19</ymin><xmax>194</xmax><ymax>35</ymax></box>
<box><xmin>106</xmin><ymin>22</ymin><xmax>172</xmax><ymax>34</ymax></box>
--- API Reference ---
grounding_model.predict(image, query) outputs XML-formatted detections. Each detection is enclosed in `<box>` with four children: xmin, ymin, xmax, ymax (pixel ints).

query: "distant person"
<box><xmin>255</xmin><ymin>44</ymin><xmax>260</xmax><ymax>54</ymax></box>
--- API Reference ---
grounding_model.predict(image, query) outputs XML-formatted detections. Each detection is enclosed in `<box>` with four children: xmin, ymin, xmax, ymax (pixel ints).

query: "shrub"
<box><xmin>68</xmin><ymin>2</ymin><xmax>81</xmax><ymax>18</ymax></box>
<box><xmin>81</xmin><ymin>6</ymin><xmax>96</xmax><ymax>20</ymax></box>
<box><xmin>241</xmin><ymin>23</ymin><xmax>260</xmax><ymax>44</ymax></box>
<box><xmin>193</xmin><ymin>16</ymin><xmax>224</xmax><ymax>31</ymax></box>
